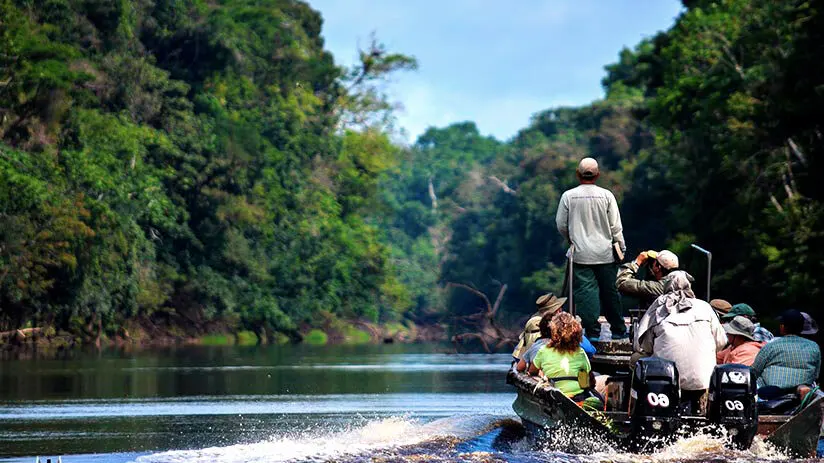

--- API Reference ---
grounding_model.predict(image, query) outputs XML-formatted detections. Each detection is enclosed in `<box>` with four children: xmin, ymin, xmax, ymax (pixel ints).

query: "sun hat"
<box><xmin>723</xmin><ymin>316</ymin><xmax>756</xmax><ymax>341</ymax></box>
<box><xmin>800</xmin><ymin>312</ymin><xmax>818</xmax><ymax>336</ymax></box>
<box><xmin>536</xmin><ymin>293</ymin><xmax>567</xmax><ymax>315</ymax></box>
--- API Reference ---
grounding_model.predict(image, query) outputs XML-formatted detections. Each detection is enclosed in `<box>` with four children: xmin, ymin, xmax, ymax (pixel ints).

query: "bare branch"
<box><xmin>488</xmin><ymin>176</ymin><xmax>516</xmax><ymax>195</ymax></box>
<box><xmin>787</xmin><ymin>138</ymin><xmax>807</xmax><ymax>165</ymax></box>
<box><xmin>490</xmin><ymin>284</ymin><xmax>508</xmax><ymax>317</ymax></box>
<box><xmin>447</xmin><ymin>282</ymin><xmax>491</xmax><ymax>314</ymax></box>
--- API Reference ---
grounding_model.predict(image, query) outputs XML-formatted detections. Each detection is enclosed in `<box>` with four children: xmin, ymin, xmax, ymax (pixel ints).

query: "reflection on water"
<box><xmin>0</xmin><ymin>345</ymin><xmax>812</xmax><ymax>462</ymax></box>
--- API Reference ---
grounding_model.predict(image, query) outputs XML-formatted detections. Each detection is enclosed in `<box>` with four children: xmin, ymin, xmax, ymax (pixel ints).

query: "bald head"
<box><xmin>577</xmin><ymin>158</ymin><xmax>600</xmax><ymax>182</ymax></box>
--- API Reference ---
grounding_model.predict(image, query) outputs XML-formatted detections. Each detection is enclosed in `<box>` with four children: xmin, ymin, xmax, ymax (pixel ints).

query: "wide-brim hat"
<box><xmin>723</xmin><ymin>316</ymin><xmax>756</xmax><ymax>341</ymax></box>
<box><xmin>536</xmin><ymin>293</ymin><xmax>567</xmax><ymax>315</ymax></box>
<box><xmin>801</xmin><ymin>312</ymin><xmax>818</xmax><ymax>336</ymax></box>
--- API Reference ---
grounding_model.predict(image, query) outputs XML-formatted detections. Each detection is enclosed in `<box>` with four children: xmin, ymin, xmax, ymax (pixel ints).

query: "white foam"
<box><xmin>133</xmin><ymin>415</ymin><xmax>505</xmax><ymax>463</ymax></box>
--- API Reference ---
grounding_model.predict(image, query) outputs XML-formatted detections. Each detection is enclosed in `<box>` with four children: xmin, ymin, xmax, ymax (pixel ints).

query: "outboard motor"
<box><xmin>708</xmin><ymin>364</ymin><xmax>757</xmax><ymax>449</ymax></box>
<box><xmin>629</xmin><ymin>357</ymin><xmax>681</xmax><ymax>443</ymax></box>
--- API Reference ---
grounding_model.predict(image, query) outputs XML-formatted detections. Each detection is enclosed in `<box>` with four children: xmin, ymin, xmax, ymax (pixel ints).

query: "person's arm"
<box><xmin>580</xmin><ymin>336</ymin><xmax>596</xmax><ymax>357</ymax></box>
<box><xmin>556</xmin><ymin>193</ymin><xmax>570</xmax><ymax>243</ymax></box>
<box><xmin>716</xmin><ymin>346</ymin><xmax>730</xmax><ymax>364</ymax></box>
<box><xmin>616</xmin><ymin>258</ymin><xmax>665</xmax><ymax>298</ymax></box>
<box><xmin>516</xmin><ymin>358</ymin><xmax>528</xmax><ymax>372</ymax></box>
<box><xmin>607</xmin><ymin>191</ymin><xmax>625</xmax><ymax>252</ymax></box>
<box><xmin>638</xmin><ymin>330</ymin><xmax>654</xmax><ymax>357</ymax></box>
<box><xmin>814</xmin><ymin>344</ymin><xmax>821</xmax><ymax>381</ymax></box>
<box><xmin>711</xmin><ymin>314</ymin><xmax>728</xmax><ymax>352</ymax></box>
<box><xmin>750</xmin><ymin>343</ymin><xmax>770</xmax><ymax>379</ymax></box>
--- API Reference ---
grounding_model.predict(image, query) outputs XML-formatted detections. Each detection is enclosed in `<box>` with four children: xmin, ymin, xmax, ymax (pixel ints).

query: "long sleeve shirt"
<box><xmin>556</xmin><ymin>184</ymin><xmax>625</xmax><ymax>265</ymax></box>
<box><xmin>636</xmin><ymin>298</ymin><xmax>728</xmax><ymax>390</ymax></box>
<box><xmin>751</xmin><ymin>335</ymin><xmax>821</xmax><ymax>389</ymax></box>
<box><xmin>616</xmin><ymin>262</ymin><xmax>665</xmax><ymax>304</ymax></box>
<box><xmin>716</xmin><ymin>341</ymin><xmax>765</xmax><ymax>366</ymax></box>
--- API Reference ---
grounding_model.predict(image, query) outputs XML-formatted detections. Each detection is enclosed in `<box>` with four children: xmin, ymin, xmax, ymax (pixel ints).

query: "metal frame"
<box><xmin>690</xmin><ymin>243</ymin><xmax>712</xmax><ymax>301</ymax></box>
<box><xmin>568</xmin><ymin>245</ymin><xmax>575</xmax><ymax>317</ymax></box>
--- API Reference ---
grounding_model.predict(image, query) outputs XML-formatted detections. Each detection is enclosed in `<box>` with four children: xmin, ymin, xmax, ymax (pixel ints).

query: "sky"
<box><xmin>310</xmin><ymin>0</ymin><xmax>684</xmax><ymax>142</ymax></box>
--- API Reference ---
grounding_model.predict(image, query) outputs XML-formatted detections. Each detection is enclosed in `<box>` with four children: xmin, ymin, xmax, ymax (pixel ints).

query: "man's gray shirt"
<box><xmin>556</xmin><ymin>183</ymin><xmax>625</xmax><ymax>265</ymax></box>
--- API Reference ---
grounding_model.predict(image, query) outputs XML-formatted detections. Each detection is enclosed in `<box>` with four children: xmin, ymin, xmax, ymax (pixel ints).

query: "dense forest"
<box><xmin>1</xmin><ymin>0</ymin><xmax>821</xmax><ymax>346</ymax></box>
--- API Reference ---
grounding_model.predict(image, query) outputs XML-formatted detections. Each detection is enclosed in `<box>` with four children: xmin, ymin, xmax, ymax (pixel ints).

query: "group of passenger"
<box><xmin>512</xmin><ymin>295</ymin><xmax>601</xmax><ymax>409</ymax></box>
<box><xmin>512</xmin><ymin>157</ymin><xmax>822</xmax><ymax>412</ymax></box>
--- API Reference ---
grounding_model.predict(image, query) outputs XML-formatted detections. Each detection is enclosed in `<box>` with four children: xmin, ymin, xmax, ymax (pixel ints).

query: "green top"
<box><xmin>533</xmin><ymin>346</ymin><xmax>591</xmax><ymax>397</ymax></box>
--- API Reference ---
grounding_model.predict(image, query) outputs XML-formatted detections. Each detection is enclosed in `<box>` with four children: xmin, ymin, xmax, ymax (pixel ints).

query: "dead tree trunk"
<box><xmin>448</xmin><ymin>282</ymin><xmax>517</xmax><ymax>353</ymax></box>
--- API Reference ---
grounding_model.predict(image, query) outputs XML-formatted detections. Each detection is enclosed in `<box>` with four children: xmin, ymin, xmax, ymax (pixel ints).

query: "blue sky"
<box><xmin>311</xmin><ymin>1</ymin><xmax>683</xmax><ymax>142</ymax></box>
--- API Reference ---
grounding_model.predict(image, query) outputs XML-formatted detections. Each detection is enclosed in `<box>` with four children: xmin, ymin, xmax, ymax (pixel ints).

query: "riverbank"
<box><xmin>0</xmin><ymin>317</ymin><xmax>448</xmax><ymax>354</ymax></box>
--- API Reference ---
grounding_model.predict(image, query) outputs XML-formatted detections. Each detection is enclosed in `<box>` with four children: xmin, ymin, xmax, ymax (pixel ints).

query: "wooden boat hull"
<box><xmin>507</xmin><ymin>369</ymin><xmax>823</xmax><ymax>457</ymax></box>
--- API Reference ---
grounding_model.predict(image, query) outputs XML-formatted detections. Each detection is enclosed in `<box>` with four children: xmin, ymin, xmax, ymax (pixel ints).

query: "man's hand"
<box><xmin>634</xmin><ymin>251</ymin><xmax>649</xmax><ymax>267</ymax></box>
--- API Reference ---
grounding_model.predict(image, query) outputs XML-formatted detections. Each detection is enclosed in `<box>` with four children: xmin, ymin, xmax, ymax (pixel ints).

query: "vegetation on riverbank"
<box><xmin>1</xmin><ymin>0</ymin><xmax>822</xmax><ymax>349</ymax></box>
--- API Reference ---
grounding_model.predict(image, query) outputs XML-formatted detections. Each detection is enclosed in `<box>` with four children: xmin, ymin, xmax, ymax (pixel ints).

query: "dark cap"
<box><xmin>778</xmin><ymin>309</ymin><xmax>805</xmax><ymax>335</ymax></box>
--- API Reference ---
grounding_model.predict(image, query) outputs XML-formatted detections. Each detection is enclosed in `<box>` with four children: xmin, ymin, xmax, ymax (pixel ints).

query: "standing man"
<box><xmin>556</xmin><ymin>157</ymin><xmax>628</xmax><ymax>341</ymax></box>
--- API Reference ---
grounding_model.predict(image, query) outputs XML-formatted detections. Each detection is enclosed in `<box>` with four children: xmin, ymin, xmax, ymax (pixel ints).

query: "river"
<box><xmin>0</xmin><ymin>344</ymin><xmax>815</xmax><ymax>462</ymax></box>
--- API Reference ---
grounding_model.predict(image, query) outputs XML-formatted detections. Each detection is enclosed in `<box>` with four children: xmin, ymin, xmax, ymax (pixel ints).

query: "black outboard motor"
<box><xmin>629</xmin><ymin>357</ymin><xmax>681</xmax><ymax>443</ymax></box>
<box><xmin>708</xmin><ymin>364</ymin><xmax>757</xmax><ymax>449</ymax></box>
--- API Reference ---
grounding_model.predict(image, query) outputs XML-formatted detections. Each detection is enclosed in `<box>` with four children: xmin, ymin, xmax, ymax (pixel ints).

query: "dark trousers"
<box><xmin>572</xmin><ymin>263</ymin><xmax>626</xmax><ymax>338</ymax></box>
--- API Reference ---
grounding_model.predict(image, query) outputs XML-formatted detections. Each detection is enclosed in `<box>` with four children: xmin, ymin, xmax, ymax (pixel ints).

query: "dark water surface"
<box><xmin>0</xmin><ymin>345</ymin><xmax>813</xmax><ymax>462</ymax></box>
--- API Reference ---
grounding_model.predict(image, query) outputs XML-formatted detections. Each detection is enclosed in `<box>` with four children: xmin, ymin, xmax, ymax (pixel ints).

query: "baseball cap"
<box><xmin>721</xmin><ymin>303</ymin><xmax>756</xmax><ymax>320</ymax></box>
<box><xmin>577</xmin><ymin>158</ymin><xmax>599</xmax><ymax>179</ymax></box>
<box><xmin>710</xmin><ymin>299</ymin><xmax>732</xmax><ymax>315</ymax></box>
<box><xmin>655</xmin><ymin>250</ymin><xmax>679</xmax><ymax>270</ymax></box>
<box><xmin>778</xmin><ymin>309</ymin><xmax>805</xmax><ymax>334</ymax></box>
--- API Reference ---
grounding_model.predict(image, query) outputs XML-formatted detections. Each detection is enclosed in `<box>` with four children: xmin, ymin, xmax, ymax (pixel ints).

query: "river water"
<box><xmin>0</xmin><ymin>344</ymin><xmax>815</xmax><ymax>462</ymax></box>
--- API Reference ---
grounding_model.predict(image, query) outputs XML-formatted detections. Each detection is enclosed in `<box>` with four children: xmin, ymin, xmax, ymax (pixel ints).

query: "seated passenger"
<box><xmin>529</xmin><ymin>312</ymin><xmax>601</xmax><ymax>408</ymax></box>
<box><xmin>716</xmin><ymin>316</ymin><xmax>764</xmax><ymax>366</ymax></box>
<box><xmin>721</xmin><ymin>303</ymin><xmax>774</xmax><ymax>343</ymax></box>
<box><xmin>633</xmin><ymin>271</ymin><xmax>727</xmax><ymax>414</ymax></box>
<box><xmin>512</xmin><ymin>293</ymin><xmax>566</xmax><ymax>359</ymax></box>
<box><xmin>752</xmin><ymin>309</ymin><xmax>821</xmax><ymax>400</ymax></box>
<box><xmin>516</xmin><ymin>313</ymin><xmax>552</xmax><ymax>372</ymax></box>
<box><xmin>517</xmin><ymin>312</ymin><xmax>597</xmax><ymax>372</ymax></box>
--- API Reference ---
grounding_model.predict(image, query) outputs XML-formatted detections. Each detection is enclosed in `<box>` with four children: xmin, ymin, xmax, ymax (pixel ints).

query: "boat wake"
<box><xmin>134</xmin><ymin>415</ymin><xmax>799</xmax><ymax>463</ymax></box>
<box><xmin>134</xmin><ymin>414</ymin><xmax>509</xmax><ymax>463</ymax></box>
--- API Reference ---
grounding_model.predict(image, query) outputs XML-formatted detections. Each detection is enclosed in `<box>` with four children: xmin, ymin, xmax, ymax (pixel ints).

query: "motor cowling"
<box><xmin>629</xmin><ymin>357</ymin><xmax>681</xmax><ymax>440</ymax></box>
<box><xmin>708</xmin><ymin>364</ymin><xmax>757</xmax><ymax>449</ymax></box>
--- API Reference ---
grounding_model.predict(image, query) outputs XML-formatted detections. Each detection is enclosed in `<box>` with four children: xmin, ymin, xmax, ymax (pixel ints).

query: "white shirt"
<box><xmin>555</xmin><ymin>183</ymin><xmax>625</xmax><ymax>265</ymax></box>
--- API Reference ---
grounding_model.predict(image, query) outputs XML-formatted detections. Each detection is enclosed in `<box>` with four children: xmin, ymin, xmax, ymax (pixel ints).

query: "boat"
<box><xmin>507</xmin><ymin>358</ymin><xmax>824</xmax><ymax>457</ymax></box>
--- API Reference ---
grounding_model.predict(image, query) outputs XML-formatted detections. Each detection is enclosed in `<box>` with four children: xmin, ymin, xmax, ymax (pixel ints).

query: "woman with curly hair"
<box><xmin>528</xmin><ymin>312</ymin><xmax>594</xmax><ymax>401</ymax></box>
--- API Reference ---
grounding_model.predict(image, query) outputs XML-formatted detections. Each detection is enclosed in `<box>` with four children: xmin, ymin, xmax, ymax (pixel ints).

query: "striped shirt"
<box><xmin>751</xmin><ymin>335</ymin><xmax>821</xmax><ymax>389</ymax></box>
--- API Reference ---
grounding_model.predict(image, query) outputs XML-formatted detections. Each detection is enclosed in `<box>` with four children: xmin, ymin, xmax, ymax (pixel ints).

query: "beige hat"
<box><xmin>655</xmin><ymin>250</ymin><xmax>679</xmax><ymax>270</ymax></box>
<box><xmin>723</xmin><ymin>316</ymin><xmax>756</xmax><ymax>341</ymax></box>
<box><xmin>577</xmin><ymin>158</ymin><xmax>599</xmax><ymax>179</ymax></box>
<box><xmin>536</xmin><ymin>293</ymin><xmax>566</xmax><ymax>315</ymax></box>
